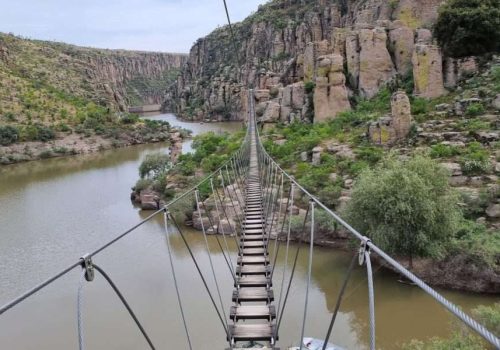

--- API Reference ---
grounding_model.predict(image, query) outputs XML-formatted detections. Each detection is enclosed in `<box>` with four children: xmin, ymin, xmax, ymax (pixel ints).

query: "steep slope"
<box><xmin>166</xmin><ymin>0</ymin><xmax>453</xmax><ymax>121</ymax></box>
<box><xmin>0</xmin><ymin>33</ymin><xmax>188</xmax><ymax>164</ymax></box>
<box><xmin>0</xmin><ymin>33</ymin><xmax>187</xmax><ymax>114</ymax></box>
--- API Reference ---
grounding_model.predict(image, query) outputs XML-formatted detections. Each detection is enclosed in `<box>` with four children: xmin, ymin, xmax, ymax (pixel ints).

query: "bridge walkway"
<box><xmin>228</xmin><ymin>112</ymin><xmax>277</xmax><ymax>347</ymax></box>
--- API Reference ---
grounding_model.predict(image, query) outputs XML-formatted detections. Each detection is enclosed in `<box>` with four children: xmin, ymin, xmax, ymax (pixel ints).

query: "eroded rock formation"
<box><xmin>166</xmin><ymin>0</ymin><xmax>446</xmax><ymax>122</ymax></box>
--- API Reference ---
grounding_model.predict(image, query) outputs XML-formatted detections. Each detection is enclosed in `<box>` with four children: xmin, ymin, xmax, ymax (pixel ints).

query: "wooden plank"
<box><xmin>237</xmin><ymin>255</ymin><xmax>269</xmax><ymax>265</ymax></box>
<box><xmin>236</xmin><ymin>275</ymin><xmax>272</xmax><ymax>287</ymax></box>
<box><xmin>228</xmin><ymin>324</ymin><xmax>275</xmax><ymax>341</ymax></box>
<box><xmin>242</xmin><ymin>248</ymin><xmax>267</xmax><ymax>255</ymax></box>
<box><xmin>232</xmin><ymin>288</ymin><xmax>274</xmax><ymax>302</ymax></box>
<box><xmin>230</xmin><ymin>305</ymin><xmax>276</xmax><ymax>320</ymax></box>
<box><xmin>240</xmin><ymin>241</ymin><xmax>265</xmax><ymax>248</ymax></box>
<box><xmin>236</xmin><ymin>265</ymin><xmax>271</xmax><ymax>275</ymax></box>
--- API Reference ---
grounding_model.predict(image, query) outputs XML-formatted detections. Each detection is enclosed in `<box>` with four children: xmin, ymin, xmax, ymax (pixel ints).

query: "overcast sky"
<box><xmin>0</xmin><ymin>0</ymin><xmax>268</xmax><ymax>53</ymax></box>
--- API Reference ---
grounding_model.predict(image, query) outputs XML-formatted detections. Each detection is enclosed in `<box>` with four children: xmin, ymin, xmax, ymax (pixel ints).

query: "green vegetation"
<box><xmin>465</xmin><ymin>103</ymin><xmax>486</xmax><ymax>117</ymax></box>
<box><xmin>344</xmin><ymin>155</ymin><xmax>461</xmax><ymax>267</ymax></box>
<box><xmin>0</xmin><ymin>125</ymin><xmax>19</xmax><ymax>145</ymax></box>
<box><xmin>435</xmin><ymin>0</ymin><xmax>500</xmax><ymax>57</ymax></box>
<box><xmin>404</xmin><ymin>303</ymin><xmax>500</xmax><ymax>349</ymax></box>
<box><xmin>139</xmin><ymin>153</ymin><xmax>171</xmax><ymax>179</ymax></box>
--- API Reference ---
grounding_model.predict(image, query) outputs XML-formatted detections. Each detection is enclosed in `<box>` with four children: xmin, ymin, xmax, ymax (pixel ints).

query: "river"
<box><xmin>0</xmin><ymin>113</ymin><xmax>495</xmax><ymax>350</ymax></box>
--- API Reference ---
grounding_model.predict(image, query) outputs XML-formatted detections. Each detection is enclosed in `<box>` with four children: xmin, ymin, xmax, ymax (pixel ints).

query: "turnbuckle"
<box><xmin>80</xmin><ymin>254</ymin><xmax>94</xmax><ymax>282</ymax></box>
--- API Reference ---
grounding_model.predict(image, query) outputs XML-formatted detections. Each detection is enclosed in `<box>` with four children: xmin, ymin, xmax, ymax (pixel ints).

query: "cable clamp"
<box><xmin>358</xmin><ymin>239</ymin><xmax>371</xmax><ymax>266</ymax></box>
<box><xmin>80</xmin><ymin>254</ymin><xmax>94</xmax><ymax>282</ymax></box>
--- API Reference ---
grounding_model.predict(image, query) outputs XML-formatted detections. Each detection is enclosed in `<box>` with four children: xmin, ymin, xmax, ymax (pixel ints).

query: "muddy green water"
<box><xmin>0</xmin><ymin>114</ymin><xmax>496</xmax><ymax>349</ymax></box>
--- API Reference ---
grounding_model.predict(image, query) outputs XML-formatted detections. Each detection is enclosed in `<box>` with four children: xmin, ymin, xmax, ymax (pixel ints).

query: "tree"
<box><xmin>344</xmin><ymin>155</ymin><xmax>461</xmax><ymax>268</ymax></box>
<box><xmin>434</xmin><ymin>0</ymin><xmax>500</xmax><ymax>58</ymax></box>
<box><xmin>139</xmin><ymin>153</ymin><xmax>171</xmax><ymax>179</ymax></box>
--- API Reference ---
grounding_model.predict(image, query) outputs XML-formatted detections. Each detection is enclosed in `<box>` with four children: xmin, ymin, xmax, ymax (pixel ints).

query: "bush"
<box><xmin>0</xmin><ymin>126</ymin><xmax>19</xmax><ymax>145</ymax></box>
<box><xmin>134</xmin><ymin>178</ymin><xmax>153</xmax><ymax>192</ymax></box>
<box><xmin>430</xmin><ymin>144</ymin><xmax>461</xmax><ymax>158</ymax></box>
<box><xmin>304</xmin><ymin>81</ymin><xmax>315</xmax><ymax>94</ymax></box>
<box><xmin>121</xmin><ymin>113</ymin><xmax>139</xmax><ymax>124</ymax></box>
<box><xmin>460</xmin><ymin>142</ymin><xmax>491</xmax><ymax>175</ymax></box>
<box><xmin>344</xmin><ymin>155</ymin><xmax>461</xmax><ymax>267</ymax></box>
<box><xmin>139</xmin><ymin>153</ymin><xmax>171</xmax><ymax>179</ymax></box>
<box><xmin>465</xmin><ymin>103</ymin><xmax>485</xmax><ymax>117</ymax></box>
<box><xmin>435</xmin><ymin>0</ymin><xmax>500</xmax><ymax>58</ymax></box>
<box><xmin>403</xmin><ymin>332</ymin><xmax>484</xmax><ymax>350</ymax></box>
<box><xmin>473</xmin><ymin>303</ymin><xmax>500</xmax><ymax>336</ymax></box>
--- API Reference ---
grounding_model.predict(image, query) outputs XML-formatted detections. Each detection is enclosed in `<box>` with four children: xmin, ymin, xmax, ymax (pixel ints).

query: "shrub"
<box><xmin>344</xmin><ymin>155</ymin><xmax>461</xmax><ymax>267</ymax></box>
<box><xmin>0</xmin><ymin>126</ymin><xmax>19</xmax><ymax>145</ymax></box>
<box><xmin>403</xmin><ymin>332</ymin><xmax>484</xmax><ymax>350</ymax></box>
<box><xmin>430</xmin><ymin>144</ymin><xmax>461</xmax><ymax>158</ymax></box>
<box><xmin>304</xmin><ymin>81</ymin><xmax>315</xmax><ymax>94</ymax></box>
<box><xmin>460</xmin><ymin>142</ymin><xmax>491</xmax><ymax>175</ymax></box>
<box><xmin>139</xmin><ymin>153</ymin><xmax>171</xmax><ymax>179</ymax></box>
<box><xmin>121</xmin><ymin>113</ymin><xmax>139</xmax><ymax>124</ymax></box>
<box><xmin>472</xmin><ymin>303</ymin><xmax>500</xmax><ymax>336</ymax></box>
<box><xmin>465</xmin><ymin>103</ymin><xmax>485</xmax><ymax>117</ymax></box>
<box><xmin>435</xmin><ymin>0</ymin><xmax>500</xmax><ymax>58</ymax></box>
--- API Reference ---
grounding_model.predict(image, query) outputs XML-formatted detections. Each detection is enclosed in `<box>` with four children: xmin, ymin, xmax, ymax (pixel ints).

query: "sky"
<box><xmin>0</xmin><ymin>0</ymin><xmax>268</xmax><ymax>53</ymax></box>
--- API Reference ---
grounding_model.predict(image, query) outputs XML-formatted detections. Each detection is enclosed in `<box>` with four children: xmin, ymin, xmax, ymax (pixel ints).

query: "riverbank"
<box><xmin>0</xmin><ymin>120</ymin><xmax>186</xmax><ymax>165</ymax></box>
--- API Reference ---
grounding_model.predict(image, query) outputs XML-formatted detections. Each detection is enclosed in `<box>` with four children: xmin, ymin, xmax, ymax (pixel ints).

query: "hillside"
<box><xmin>0</xmin><ymin>33</ymin><xmax>188</xmax><ymax>164</ymax></box>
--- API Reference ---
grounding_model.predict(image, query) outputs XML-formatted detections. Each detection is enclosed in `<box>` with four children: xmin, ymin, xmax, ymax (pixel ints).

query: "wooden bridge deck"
<box><xmin>228</xmin><ymin>121</ymin><xmax>277</xmax><ymax>347</ymax></box>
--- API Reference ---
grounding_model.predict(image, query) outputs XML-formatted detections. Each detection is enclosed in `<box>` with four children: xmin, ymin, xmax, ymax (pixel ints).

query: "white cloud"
<box><xmin>0</xmin><ymin>0</ymin><xmax>268</xmax><ymax>52</ymax></box>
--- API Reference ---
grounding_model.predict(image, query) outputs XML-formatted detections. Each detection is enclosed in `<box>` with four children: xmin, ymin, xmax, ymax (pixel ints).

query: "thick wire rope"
<box><xmin>195</xmin><ymin>190</ymin><xmax>230</xmax><ymax>333</ymax></box>
<box><xmin>77</xmin><ymin>264</ymin><xmax>156</xmax><ymax>350</ymax></box>
<box><xmin>77</xmin><ymin>270</ymin><xmax>87</xmax><ymax>350</ymax></box>
<box><xmin>270</xmin><ymin>173</ymin><xmax>285</xmax><ymax>264</ymax></box>
<box><xmin>365</xmin><ymin>251</ymin><xmax>376</xmax><ymax>350</ymax></box>
<box><xmin>163</xmin><ymin>211</ymin><xmax>193</xmax><ymax>350</ymax></box>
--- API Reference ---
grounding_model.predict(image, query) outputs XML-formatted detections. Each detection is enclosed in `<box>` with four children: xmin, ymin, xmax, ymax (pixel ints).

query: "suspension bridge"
<box><xmin>0</xmin><ymin>89</ymin><xmax>498</xmax><ymax>350</ymax></box>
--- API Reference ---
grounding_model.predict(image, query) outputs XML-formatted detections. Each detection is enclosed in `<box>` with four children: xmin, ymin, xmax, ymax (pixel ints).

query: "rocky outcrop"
<box><xmin>313</xmin><ymin>54</ymin><xmax>351</xmax><ymax>122</ymax></box>
<box><xmin>369</xmin><ymin>90</ymin><xmax>413</xmax><ymax>145</ymax></box>
<box><xmin>358</xmin><ymin>28</ymin><xmax>396</xmax><ymax>98</ymax></box>
<box><xmin>412</xmin><ymin>44</ymin><xmax>445</xmax><ymax>98</ymax></box>
<box><xmin>167</xmin><ymin>0</ymin><xmax>448</xmax><ymax>122</ymax></box>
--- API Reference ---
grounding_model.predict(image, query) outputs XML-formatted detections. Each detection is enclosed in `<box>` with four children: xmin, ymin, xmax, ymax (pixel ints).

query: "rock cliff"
<box><xmin>0</xmin><ymin>33</ymin><xmax>187</xmax><ymax>112</ymax></box>
<box><xmin>166</xmin><ymin>0</ymin><xmax>449</xmax><ymax>122</ymax></box>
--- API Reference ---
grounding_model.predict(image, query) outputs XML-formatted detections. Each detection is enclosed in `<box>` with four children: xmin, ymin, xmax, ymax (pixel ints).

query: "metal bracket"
<box><xmin>80</xmin><ymin>254</ymin><xmax>94</xmax><ymax>282</ymax></box>
<box><xmin>358</xmin><ymin>240</ymin><xmax>370</xmax><ymax>266</ymax></box>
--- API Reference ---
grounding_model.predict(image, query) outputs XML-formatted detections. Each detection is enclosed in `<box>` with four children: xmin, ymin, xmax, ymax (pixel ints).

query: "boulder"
<box><xmin>261</xmin><ymin>101</ymin><xmax>281</xmax><ymax>123</ymax></box>
<box><xmin>441</xmin><ymin>162</ymin><xmax>462</xmax><ymax>176</ymax></box>
<box><xmin>139</xmin><ymin>191</ymin><xmax>159</xmax><ymax>210</ymax></box>
<box><xmin>300</xmin><ymin>151</ymin><xmax>309</xmax><ymax>162</ymax></box>
<box><xmin>312</xmin><ymin>146</ymin><xmax>323</xmax><ymax>165</ymax></box>
<box><xmin>486</xmin><ymin>204</ymin><xmax>500</xmax><ymax>218</ymax></box>
<box><xmin>412</xmin><ymin>45</ymin><xmax>445</xmax><ymax>98</ymax></box>
<box><xmin>493</xmin><ymin>94</ymin><xmax>500</xmax><ymax>111</ymax></box>
<box><xmin>327</xmin><ymin>144</ymin><xmax>355</xmax><ymax>159</ymax></box>
<box><xmin>358</xmin><ymin>28</ymin><xmax>396</xmax><ymax>98</ymax></box>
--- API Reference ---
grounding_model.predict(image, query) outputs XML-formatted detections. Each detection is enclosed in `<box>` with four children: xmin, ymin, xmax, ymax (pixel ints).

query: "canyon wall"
<box><xmin>0</xmin><ymin>33</ymin><xmax>187</xmax><ymax>111</ymax></box>
<box><xmin>166</xmin><ymin>0</ymin><xmax>447</xmax><ymax>122</ymax></box>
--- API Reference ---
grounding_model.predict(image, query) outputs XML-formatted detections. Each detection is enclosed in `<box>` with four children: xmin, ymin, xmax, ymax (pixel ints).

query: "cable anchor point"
<box><xmin>80</xmin><ymin>254</ymin><xmax>94</xmax><ymax>282</ymax></box>
<box><xmin>358</xmin><ymin>239</ymin><xmax>371</xmax><ymax>266</ymax></box>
